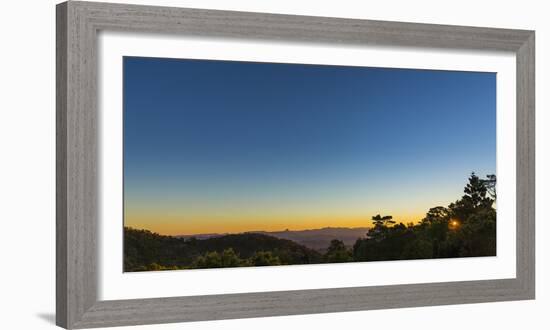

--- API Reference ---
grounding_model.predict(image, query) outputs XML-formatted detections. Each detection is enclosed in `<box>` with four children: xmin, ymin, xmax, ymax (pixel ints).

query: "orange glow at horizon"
<box><xmin>124</xmin><ymin>212</ymin><xmax>425</xmax><ymax>236</ymax></box>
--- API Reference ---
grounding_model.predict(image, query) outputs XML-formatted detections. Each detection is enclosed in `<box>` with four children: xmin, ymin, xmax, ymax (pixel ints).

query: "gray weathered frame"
<box><xmin>56</xmin><ymin>1</ymin><xmax>535</xmax><ymax>328</ymax></box>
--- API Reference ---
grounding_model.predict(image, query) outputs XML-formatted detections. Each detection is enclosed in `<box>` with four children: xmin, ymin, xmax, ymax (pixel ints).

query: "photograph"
<box><xmin>3</xmin><ymin>0</ymin><xmax>543</xmax><ymax>328</ymax></box>
<box><xmin>122</xmin><ymin>56</ymin><xmax>497</xmax><ymax>272</ymax></box>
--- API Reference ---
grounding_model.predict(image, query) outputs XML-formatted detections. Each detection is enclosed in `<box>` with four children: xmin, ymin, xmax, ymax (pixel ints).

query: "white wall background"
<box><xmin>0</xmin><ymin>0</ymin><xmax>547</xmax><ymax>329</ymax></box>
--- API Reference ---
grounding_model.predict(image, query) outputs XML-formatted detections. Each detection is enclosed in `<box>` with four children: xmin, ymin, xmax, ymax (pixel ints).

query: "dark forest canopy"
<box><xmin>124</xmin><ymin>173</ymin><xmax>496</xmax><ymax>272</ymax></box>
<box><xmin>124</xmin><ymin>230</ymin><xmax>322</xmax><ymax>271</ymax></box>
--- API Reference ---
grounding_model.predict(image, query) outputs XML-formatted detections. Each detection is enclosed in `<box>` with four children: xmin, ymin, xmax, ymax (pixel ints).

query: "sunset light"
<box><xmin>449</xmin><ymin>219</ymin><xmax>460</xmax><ymax>229</ymax></box>
<box><xmin>122</xmin><ymin>56</ymin><xmax>497</xmax><ymax>272</ymax></box>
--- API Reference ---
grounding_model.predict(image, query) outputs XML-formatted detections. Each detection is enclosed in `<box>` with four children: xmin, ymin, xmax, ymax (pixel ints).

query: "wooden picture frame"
<box><xmin>56</xmin><ymin>1</ymin><xmax>535</xmax><ymax>328</ymax></box>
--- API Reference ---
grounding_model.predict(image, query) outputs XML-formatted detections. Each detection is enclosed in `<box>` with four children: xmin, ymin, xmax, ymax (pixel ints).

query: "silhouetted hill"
<box><xmin>177</xmin><ymin>227</ymin><xmax>370</xmax><ymax>252</ymax></box>
<box><xmin>251</xmin><ymin>227</ymin><xmax>370</xmax><ymax>251</ymax></box>
<box><xmin>198</xmin><ymin>232</ymin><xmax>320</xmax><ymax>260</ymax></box>
<box><xmin>125</xmin><ymin>173</ymin><xmax>497</xmax><ymax>271</ymax></box>
<box><xmin>124</xmin><ymin>227</ymin><xmax>322</xmax><ymax>271</ymax></box>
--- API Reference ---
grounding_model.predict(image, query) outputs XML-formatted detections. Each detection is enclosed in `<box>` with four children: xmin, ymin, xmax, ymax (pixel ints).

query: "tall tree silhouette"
<box><xmin>369</xmin><ymin>214</ymin><xmax>395</xmax><ymax>242</ymax></box>
<box><xmin>481</xmin><ymin>174</ymin><xmax>497</xmax><ymax>200</ymax></box>
<box><xmin>124</xmin><ymin>173</ymin><xmax>498</xmax><ymax>271</ymax></box>
<box><xmin>463</xmin><ymin>172</ymin><xmax>493</xmax><ymax>208</ymax></box>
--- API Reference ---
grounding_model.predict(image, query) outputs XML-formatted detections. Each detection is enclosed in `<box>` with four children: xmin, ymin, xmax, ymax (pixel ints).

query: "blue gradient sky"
<box><xmin>123</xmin><ymin>56</ymin><xmax>496</xmax><ymax>235</ymax></box>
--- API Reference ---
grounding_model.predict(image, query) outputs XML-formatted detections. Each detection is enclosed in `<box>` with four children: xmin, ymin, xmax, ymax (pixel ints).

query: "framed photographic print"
<box><xmin>56</xmin><ymin>1</ymin><xmax>535</xmax><ymax>328</ymax></box>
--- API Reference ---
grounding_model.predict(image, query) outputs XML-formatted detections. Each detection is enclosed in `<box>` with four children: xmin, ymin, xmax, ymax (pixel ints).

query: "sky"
<box><xmin>123</xmin><ymin>56</ymin><xmax>496</xmax><ymax>235</ymax></box>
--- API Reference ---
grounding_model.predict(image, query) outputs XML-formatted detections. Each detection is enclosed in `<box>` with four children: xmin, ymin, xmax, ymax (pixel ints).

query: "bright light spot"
<box><xmin>449</xmin><ymin>219</ymin><xmax>460</xmax><ymax>229</ymax></box>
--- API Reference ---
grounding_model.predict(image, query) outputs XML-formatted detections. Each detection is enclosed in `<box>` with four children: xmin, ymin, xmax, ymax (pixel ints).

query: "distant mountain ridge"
<box><xmin>177</xmin><ymin>226</ymin><xmax>370</xmax><ymax>252</ymax></box>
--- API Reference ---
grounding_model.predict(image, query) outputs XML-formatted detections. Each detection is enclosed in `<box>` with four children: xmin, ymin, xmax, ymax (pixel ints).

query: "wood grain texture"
<box><xmin>74</xmin><ymin>279</ymin><xmax>527</xmax><ymax>328</ymax></box>
<box><xmin>57</xmin><ymin>1</ymin><xmax>99</xmax><ymax>327</ymax></box>
<box><xmin>515</xmin><ymin>32</ymin><xmax>536</xmax><ymax>297</ymax></box>
<box><xmin>77</xmin><ymin>1</ymin><xmax>532</xmax><ymax>51</ymax></box>
<box><xmin>56</xmin><ymin>1</ymin><xmax>535</xmax><ymax>328</ymax></box>
<box><xmin>56</xmin><ymin>3</ymin><xmax>68</xmax><ymax>328</ymax></box>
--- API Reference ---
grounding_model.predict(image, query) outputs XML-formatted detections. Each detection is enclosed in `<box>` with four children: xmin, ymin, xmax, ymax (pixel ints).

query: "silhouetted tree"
<box><xmin>324</xmin><ymin>239</ymin><xmax>353</xmax><ymax>263</ymax></box>
<box><xmin>481</xmin><ymin>174</ymin><xmax>497</xmax><ymax>200</ymax></box>
<box><xmin>124</xmin><ymin>173</ymin><xmax>498</xmax><ymax>271</ymax></box>
<box><xmin>220</xmin><ymin>248</ymin><xmax>245</xmax><ymax>267</ymax></box>
<box><xmin>445</xmin><ymin>172</ymin><xmax>496</xmax><ymax>257</ymax></box>
<box><xmin>420</xmin><ymin>206</ymin><xmax>451</xmax><ymax>257</ymax></box>
<box><xmin>250</xmin><ymin>251</ymin><xmax>281</xmax><ymax>266</ymax></box>
<box><xmin>368</xmin><ymin>214</ymin><xmax>395</xmax><ymax>242</ymax></box>
<box><xmin>193</xmin><ymin>251</ymin><xmax>222</xmax><ymax>268</ymax></box>
<box><xmin>372</xmin><ymin>214</ymin><xmax>395</xmax><ymax>226</ymax></box>
<box><xmin>422</xmin><ymin>206</ymin><xmax>450</xmax><ymax>224</ymax></box>
<box><xmin>353</xmin><ymin>174</ymin><xmax>497</xmax><ymax>262</ymax></box>
<box><xmin>401</xmin><ymin>237</ymin><xmax>433</xmax><ymax>259</ymax></box>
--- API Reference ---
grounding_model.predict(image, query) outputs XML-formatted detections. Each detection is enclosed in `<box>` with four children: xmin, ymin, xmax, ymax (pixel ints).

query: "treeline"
<box><xmin>124</xmin><ymin>173</ymin><xmax>496</xmax><ymax>271</ymax></box>
<box><xmin>124</xmin><ymin>230</ymin><xmax>322</xmax><ymax>271</ymax></box>
<box><xmin>353</xmin><ymin>173</ymin><xmax>496</xmax><ymax>261</ymax></box>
